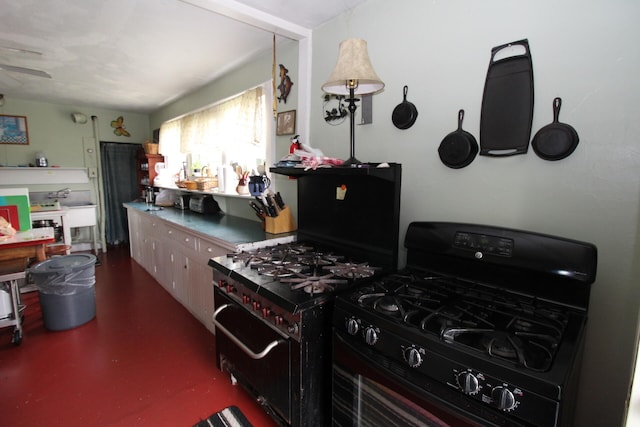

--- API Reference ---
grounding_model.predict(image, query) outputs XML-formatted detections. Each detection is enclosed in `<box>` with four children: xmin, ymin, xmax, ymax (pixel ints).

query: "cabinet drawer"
<box><xmin>198</xmin><ymin>240</ymin><xmax>227</xmax><ymax>259</ymax></box>
<box><xmin>165</xmin><ymin>226</ymin><xmax>198</xmax><ymax>252</ymax></box>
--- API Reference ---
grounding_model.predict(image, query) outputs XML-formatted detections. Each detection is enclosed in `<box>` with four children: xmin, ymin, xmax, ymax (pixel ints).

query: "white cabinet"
<box><xmin>126</xmin><ymin>208</ymin><xmax>226</xmax><ymax>334</ymax></box>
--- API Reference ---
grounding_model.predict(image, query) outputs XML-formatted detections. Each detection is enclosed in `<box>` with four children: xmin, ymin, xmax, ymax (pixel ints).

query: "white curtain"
<box><xmin>158</xmin><ymin>85</ymin><xmax>266</xmax><ymax>175</ymax></box>
<box><xmin>158</xmin><ymin>119</ymin><xmax>182</xmax><ymax>173</ymax></box>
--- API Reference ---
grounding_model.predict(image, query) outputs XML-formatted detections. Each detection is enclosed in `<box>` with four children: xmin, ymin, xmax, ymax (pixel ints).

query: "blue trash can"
<box><xmin>30</xmin><ymin>254</ymin><xmax>97</xmax><ymax>331</ymax></box>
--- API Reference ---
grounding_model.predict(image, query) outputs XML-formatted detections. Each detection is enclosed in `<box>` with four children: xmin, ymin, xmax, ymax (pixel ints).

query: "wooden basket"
<box><xmin>195</xmin><ymin>177</ymin><xmax>217</xmax><ymax>191</ymax></box>
<box><xmin>144</xmin><ymin>142</ymin><xmax>159</xmax><ymax>155</ymax></box>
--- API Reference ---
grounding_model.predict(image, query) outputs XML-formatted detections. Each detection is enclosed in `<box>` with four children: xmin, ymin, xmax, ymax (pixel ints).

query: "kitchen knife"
<box><xmin>274</xmin><ymin>192</ymin><xmax>285</xmax><ymax>210</ymax></box>
<box><xmin>249</xmin><ymin>201</ymin><xmax>264</xmax><ymax>215</ymax></box>
<box><xmin>254</xmin><ymin>197</ymin><xmax>270</xmax><ymax>216</ymax></box>
<box><xmin>264</xmin><ymin>194</ymin><xmax>278</xmax><ymax>217</ymax></box>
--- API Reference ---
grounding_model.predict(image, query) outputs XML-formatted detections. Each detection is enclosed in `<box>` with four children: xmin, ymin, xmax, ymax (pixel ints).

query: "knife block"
<box><xmin>265</xmin><ymin>206</ymin><xmax>296</xmax><ymax>234</ymax></box>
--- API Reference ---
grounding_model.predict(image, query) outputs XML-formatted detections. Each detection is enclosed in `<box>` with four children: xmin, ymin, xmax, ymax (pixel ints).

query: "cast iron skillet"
<box><xmin>438</xmin><ymin>109</ymin><xmax>478</xmax><ymax>169</ymax></box>
<box><xmin>392</xmin><ymin>85</ymin><xmax>418</xmax><ymax>129</ymax></box>
<box><xmin>532</xmin><ymin>97</ymin><xmax>579</xmax><ymax>161</ymax></box>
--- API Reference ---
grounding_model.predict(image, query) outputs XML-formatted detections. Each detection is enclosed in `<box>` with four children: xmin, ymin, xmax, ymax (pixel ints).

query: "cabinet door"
<box><xmin>187</xmin><ymin>259</ymin><xmax>215</xmax><ymax>333</ymax></box>
<box><xmin>168</xmin><ymin>249</ymin><xmax>190</xmax><ymax>306</ymax></box>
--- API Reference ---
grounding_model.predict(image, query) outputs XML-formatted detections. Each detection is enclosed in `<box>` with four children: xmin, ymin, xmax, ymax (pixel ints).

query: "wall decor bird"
<box><xmin>278</xmin><ymin>64</ymin><xmax>293</xmax><ymax>103</ymax></box>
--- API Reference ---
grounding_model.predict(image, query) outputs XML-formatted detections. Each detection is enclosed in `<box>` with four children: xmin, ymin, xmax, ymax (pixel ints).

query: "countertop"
<box><xmin>123</xmin><ymin>202</ymin><xmax>295</xmax><ymax>251</ymax></box>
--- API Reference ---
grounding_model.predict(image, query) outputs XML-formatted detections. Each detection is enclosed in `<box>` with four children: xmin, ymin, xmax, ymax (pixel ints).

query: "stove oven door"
<box><xmin>214</xmin><ymin>289</ymin><xmax>291</xmax><ymax>425</ymax></box>
<box><xmin>332</xmin><ymin>330</ymin><xmax>530</xmax><ymax>427</ymax></box>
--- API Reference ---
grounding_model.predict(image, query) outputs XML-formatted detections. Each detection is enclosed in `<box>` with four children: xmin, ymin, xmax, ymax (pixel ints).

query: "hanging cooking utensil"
<box><xmin>438</xmin><ymin>109</ymin><xmax>478</xmax><ymax>169</ymax></box>
<box><xmin>392</xmin><ymin>85</ymin><xmax>418</xmax><ymax>129</ymax></box>
<box><xmin>480</xmin><ymin>39</ymin><xmax>534</xmax><ymax>156</ymax></box>
<box><xmin>532</xmin><ymin>97</ymin><xmax>580</xmax><ymax>161</ymax></box>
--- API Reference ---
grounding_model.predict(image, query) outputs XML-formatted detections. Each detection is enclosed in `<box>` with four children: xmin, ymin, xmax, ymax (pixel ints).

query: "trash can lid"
<box><xmin>30</xmin><ymin>254</ymin><xmax>97</xmax><ymax>274</ymax></box>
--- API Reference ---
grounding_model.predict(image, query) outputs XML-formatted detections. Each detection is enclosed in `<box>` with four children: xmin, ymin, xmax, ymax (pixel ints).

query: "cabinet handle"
<box><xmin>207</xmin><ymin>247</ymin><xmax>213</xmax><ymax>253</ymax></box>
<box><xmin>212</xmin><ymin>304</ymin><xmax>286</xmax><ymax>359</ymax></box>
<box><xmin>184</xmin><ymin>237</ymin><xmax>189</xmax><ymax>243</ymax></box>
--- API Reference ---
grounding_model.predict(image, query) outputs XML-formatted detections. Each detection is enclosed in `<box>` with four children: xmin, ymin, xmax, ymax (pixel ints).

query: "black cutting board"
<box><xmin>480</xmin><ymin>39</ymin><xmax>534</xmax><ymax>156</ymax></box>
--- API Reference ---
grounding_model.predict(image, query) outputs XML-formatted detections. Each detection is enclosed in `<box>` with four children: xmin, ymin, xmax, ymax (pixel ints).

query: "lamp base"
<box><xmin>341</xmin><ymin>156</ymin><xmax>362</xmax><ymax>167</ymax></box>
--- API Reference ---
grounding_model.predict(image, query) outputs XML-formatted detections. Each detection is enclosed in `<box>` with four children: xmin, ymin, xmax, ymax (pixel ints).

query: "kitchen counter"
<box><xmin>123</xmin><ymin>202</ymin><xmax>295</xmax><ymax>251</ymax></box>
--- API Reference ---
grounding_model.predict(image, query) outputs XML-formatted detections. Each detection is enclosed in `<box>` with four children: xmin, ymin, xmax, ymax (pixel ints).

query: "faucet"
<box><xmin>48</xmin><ymin>188</ymin><xmax>71</xmax><ymax>199</ymax></box>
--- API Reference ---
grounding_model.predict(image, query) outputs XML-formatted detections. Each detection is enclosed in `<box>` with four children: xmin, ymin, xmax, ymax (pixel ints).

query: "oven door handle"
<box><xmin>212</xmin><ymin>304</ymin><xmax>285</xmax><ymax>360</ymax></box>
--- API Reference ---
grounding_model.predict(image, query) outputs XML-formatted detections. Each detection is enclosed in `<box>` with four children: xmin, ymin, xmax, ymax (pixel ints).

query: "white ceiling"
<box><xmin>0</xmin><ymin>0</ymin><xmax>366</xmax><ymax>113</ymax></box>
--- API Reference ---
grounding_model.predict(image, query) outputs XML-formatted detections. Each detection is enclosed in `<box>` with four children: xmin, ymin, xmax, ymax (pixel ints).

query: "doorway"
<box><xmin>100</xmin><ymin>142</ymin><xmax>140</xmax><ymax>246</ymax></box>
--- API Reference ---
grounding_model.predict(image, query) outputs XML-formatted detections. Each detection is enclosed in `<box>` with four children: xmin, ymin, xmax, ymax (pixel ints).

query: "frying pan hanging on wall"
<box><xmin>438</xmin><ymin>110</ymin><xmax>478</xmax><ymax>169</ymax></box>
<box><xmin>392</xmin><ymin>86</ymin><xmax>418</xmax><ymax>129</ymax></box>
<box><xmin>531</xmin><ymin>97</ymin><xmax>580</xmax><ymax>161</ymax></box>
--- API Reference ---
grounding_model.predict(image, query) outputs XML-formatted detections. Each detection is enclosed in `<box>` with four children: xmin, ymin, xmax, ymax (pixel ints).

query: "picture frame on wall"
<box><xmin>276</xmin><ymin>110</ymin><xmax>296</xmax><ymax>136</ymax></box>
<box><xmin>0</xmin><ymin>115</ymin><xmax>29</xmax><ymax>145</ymax></box>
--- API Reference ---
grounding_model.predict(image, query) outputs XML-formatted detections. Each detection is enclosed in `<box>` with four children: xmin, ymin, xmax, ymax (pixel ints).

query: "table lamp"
<box><xmin>321</xmin><ymin>39</ymin><xmax>384</xmax><ymax>167</ymax></box>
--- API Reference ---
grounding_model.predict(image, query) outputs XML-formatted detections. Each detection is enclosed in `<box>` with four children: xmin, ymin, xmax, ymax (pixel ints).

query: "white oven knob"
<box><xmin>363</xmin><ymin>326</ymin><xmax>378</xmax><ymax>346</ymax></box>
<box><xmin>457</xmin><ymin>372</ymin><xmax>480</xmax><ymax>395</ymax></box>
<box><xmin>403</xmin><ymin>347</ymin><xmax>423</xmax><ymax>368</ymax></box>
<box><xmin>346</xmin><ymin>318</ymin><xmax>359</xmax><ymax>335</ymax></box>
<box><xmin>491</xmin><ymin>386</ymin><xmax>516</xmax><ymax>411</ymax></box>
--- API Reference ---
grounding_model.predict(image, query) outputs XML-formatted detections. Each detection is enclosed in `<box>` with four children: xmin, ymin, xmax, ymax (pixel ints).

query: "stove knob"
<box><xmin>346</xmin><ymin>318</ymin><xmax>359</xmax><ymax>335</ymax></box>
<box><xmin>491</xmin><ymin>386</ymin><xmax>516</xmax><ymax>411</ymax></box>
<box><xmin>225</xmin><ymin>284</ymin><xmax>235</xmax><ymax>293</ymax></box>
<box><xmin>457</xmin><ymin>372</ymin><xmax>479</xmax><ymax>395</ymax></box>
<box><xmin>363</xmin><ymin>326</ymin><xmax>378</xmax><ymax>346</ymax></box>
<box><xmin>403</xmin><ymin>347</ymin><xmax>423</xmax><ymax>368</ymax></box>
<box><xmin>274</xmin><ymin>315</ymin><xmax>284</xmax><ymax>326</ymax></box>
<box><xmin>261</xmin><ymin>307</ymin><xmax>271</xmax><ymax>318</ymax></box>
<box><xmin>287</xmin><ymin>323</ymin><xmax>299</xmax><ymax>335</ymax></box>
<box><xmin>242</xmin><ymin>294</ymin><xmax>251</xmax><ymax>304</ymax></box>
<box><xmin>252</xmin><ymin>301</ymin><xmax>261</xmax><ymax>311</ymax></box>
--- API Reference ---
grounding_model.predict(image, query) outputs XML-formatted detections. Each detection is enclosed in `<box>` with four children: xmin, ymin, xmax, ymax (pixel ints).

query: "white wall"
<box><xmin>0</xmin><ymin>98</ymin><xmax>150</xmax><ymax>170</ymax></box>
<box><xmin>309</xmin><ymin>0</ymin><xmax>640</xmax><ymax>426</ymax></box>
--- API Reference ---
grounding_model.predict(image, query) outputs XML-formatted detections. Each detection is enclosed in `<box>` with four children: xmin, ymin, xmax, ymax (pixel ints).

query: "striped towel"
<box><xmin>193</xmin><ymin>406</ymin><xmax>254</xmax><ymax>427</ymax></box>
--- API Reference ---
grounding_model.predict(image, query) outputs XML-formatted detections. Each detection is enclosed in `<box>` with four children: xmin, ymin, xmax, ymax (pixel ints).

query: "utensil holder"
<box><xmin>265</xmin><ymin>206</ymin><xmax>296</xmax><ymax>234</ymax></box>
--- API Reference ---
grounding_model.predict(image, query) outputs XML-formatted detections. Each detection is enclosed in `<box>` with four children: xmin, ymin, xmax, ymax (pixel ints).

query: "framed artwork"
<box><xmin>0</xmin><ymin>115</ymin><xmax>29</xmax><ymax>145</ymax></box>
<box><xmin>276</xmin><ymin>110</ymin><xmax>296</xmax><ymax>135</ymax></box>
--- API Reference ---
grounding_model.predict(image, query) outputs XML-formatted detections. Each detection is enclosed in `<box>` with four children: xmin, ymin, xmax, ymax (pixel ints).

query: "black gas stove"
<box><xmin>332</xmin><ymin>222</ymin><xmax>597</xmax><ymax>427</ymax></box>
<box><xmin>209</xmin><ymin>241</ymin><xmax>388</xmax><ymax>339</ymax></box>
<box><xmin>209</xmin><ymin>164</ymin><xmax>402</xmax><ymax>427</ymax></box>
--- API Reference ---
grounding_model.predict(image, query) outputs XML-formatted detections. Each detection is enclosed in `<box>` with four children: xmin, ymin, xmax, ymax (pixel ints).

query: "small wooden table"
<box><xmin>0</xmin><ymin>227</ymin><xmax>55</xmax><ymax>265</ymax></box>
<box><xmin>0</xmin><ymin>227</ymin><xmax>55</xmax><ymax>345</ymax></box>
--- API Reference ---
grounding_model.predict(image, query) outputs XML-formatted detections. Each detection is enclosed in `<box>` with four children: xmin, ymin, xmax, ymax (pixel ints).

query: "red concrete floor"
<box><xmin>0</xmin><ymin>246</ymin><xmax>279</xmax><ymax>427</ymax></box>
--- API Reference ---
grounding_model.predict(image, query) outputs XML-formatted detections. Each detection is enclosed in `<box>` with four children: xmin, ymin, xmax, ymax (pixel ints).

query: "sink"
<box><xmin>65</xmin><ymin>205</ymin><xmax>97</xmax><ymax>227</ymax></box>
<box><xmin>59</xmin><ymin>205</ymin><xmax>95</xmax><ymax>209</ymax></box>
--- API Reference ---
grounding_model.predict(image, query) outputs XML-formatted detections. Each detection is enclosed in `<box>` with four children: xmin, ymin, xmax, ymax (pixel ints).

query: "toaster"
<box><xmin>174</xmin><ymin>194</ymin><xmax>191</xmax><ymax>210</ymax></box>
<box><xmin>189</xmin><ymin>195</ymin><xmax>221</xmax><ymax>214</ymax></box>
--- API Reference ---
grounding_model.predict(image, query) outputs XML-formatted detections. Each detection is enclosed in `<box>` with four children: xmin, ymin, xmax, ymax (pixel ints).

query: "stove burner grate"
<box><xmin>326</xmin><ymin>262</ymin><xmax>379</xmax><ymax>279</ymax></box>
<box><xmin>257</xmin><ymin>263</ymin><xmax>307</xmax><ymax>278</ymax></box>
<box><xmin>281</xmin><ymin>272</ymin><xmax>348</xmax><ymax>294</ymax></box>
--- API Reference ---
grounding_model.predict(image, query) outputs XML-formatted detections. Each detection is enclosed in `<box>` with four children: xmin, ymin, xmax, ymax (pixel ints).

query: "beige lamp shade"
<box><xmin>321</xmin><ymin>38</ymin><xmax>384</xmax><ymax>95</ymax></box>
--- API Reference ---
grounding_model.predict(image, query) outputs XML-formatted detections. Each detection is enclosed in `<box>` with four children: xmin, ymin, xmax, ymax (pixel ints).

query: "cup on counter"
<box><xmin>249</xmin><ymin>175</ymin><xmax>271</xmax><ymax>196</ymax></box>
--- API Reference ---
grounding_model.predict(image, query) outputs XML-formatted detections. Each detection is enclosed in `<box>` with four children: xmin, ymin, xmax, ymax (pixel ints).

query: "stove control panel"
<box><xmin>452</xmin><ymin>368</ymin><xmax>521</xmax><ymax>412</ymax></box>
<box><xmin>453</xmin><ymin>231</ymin><xmax>513</xmax><ymax>257</ymax></box>
<box><xmin>215</xmin><ymin>277</ymin><xmax>301</xmax><ymax>340</ymax></box>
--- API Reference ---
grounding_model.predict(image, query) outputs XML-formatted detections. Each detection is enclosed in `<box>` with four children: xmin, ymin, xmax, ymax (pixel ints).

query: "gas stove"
<box><xmin>209</xmin><ymin>164</ymin><xmax>403</xmax><ymax>427</ymax></box>
<box><xmin>332</xmin><ymin>222</ymin><xmax>597</xmax><ymax>427</ymax></box>
<box><xmin>210</xmin><ymin>242</ymin><xmax>387</xmax><ymax>338</ymax></box>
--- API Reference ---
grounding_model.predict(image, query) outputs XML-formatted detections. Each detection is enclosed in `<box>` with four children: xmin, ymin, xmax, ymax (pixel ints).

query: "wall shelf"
<box><xmin>0</xmin><ymin>167</ymin><xmax>89</xmax><ymax>185</ymax></box>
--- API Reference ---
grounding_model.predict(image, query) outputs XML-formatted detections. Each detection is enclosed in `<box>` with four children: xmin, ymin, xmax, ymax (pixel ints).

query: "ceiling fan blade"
<box><xmin>0</xmin><ymin>63</ymin><xmax>51</xmax><ymax>78</ymax></box>
<box><xmin>0</xmin><ymin>45</ymin><xmax>43</xmax><ymax>56</ymax></box>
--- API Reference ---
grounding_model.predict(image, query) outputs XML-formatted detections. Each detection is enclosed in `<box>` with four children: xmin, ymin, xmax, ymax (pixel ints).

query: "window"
<box><xmin>158</xmin><ymin>81</ymin><xmax>273</xmax><ymax>183</ymax></box>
